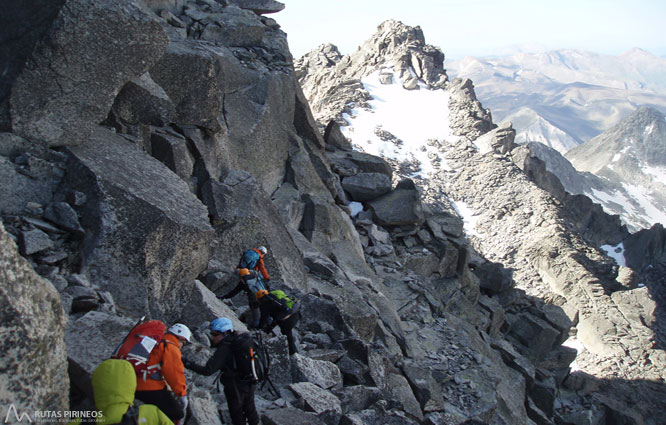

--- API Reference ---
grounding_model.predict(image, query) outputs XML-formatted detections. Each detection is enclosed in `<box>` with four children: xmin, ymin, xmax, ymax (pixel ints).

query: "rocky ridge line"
<box><xmin>298</xmin><ymin>18</ymin><xmax>666</xmax><ymax>424</ymax></box>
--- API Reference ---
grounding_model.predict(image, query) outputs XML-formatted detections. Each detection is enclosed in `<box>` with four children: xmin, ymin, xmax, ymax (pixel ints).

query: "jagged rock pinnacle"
<box><xmin>296</xmin><ymin>20</ymin><xmax>450</xmax><ymax>128</ymax></box>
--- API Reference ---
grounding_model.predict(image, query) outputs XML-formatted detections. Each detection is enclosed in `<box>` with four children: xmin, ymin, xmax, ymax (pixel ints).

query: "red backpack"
<box><xmin>111</xmin><ymin>319</ymin><xmax>166</xmax><ymax>380</ymax></box>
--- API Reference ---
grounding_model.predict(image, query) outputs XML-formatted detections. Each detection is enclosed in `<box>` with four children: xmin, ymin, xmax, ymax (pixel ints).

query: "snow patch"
<box><xmin>451</xmin><ymin>201</ymin><xmax>481</xmax><ymax>237</ymax></box>
<box><xmin>562</xmin><ymin>336</ymin><xmax>583</xmax><ymax>372</ymax></box>
<box><xmin>340</xmin><ymin>70</ymin><xmax>456</xmax><ymax>178</ymax></box>
<box><xmin>600</xmin><ymin>242</ymin><xmax>626</xmax><ymax>267</ymax></box>
<box><xmin>349</xmin><ymin>201</ymin><xmax>364</xmax><ymax>217</ymax></box>
<box><xmin>612</xmin><ymin>146</ymin><xmax>631</xmax><ymax>162</ymax></box>
<box><xmin>588</xmin><ymin>188</ymin><xmax>638</xmax><ymax>216</ymax></box>
<box><xmin>643</xmin><ymin>164</ymin><xmax>666</xmax><ymax>183</ymax></box>
<box><xmin>623</xmin><ymin>182</ymin><xmax>666</xmax><ymax>225</ymax></box>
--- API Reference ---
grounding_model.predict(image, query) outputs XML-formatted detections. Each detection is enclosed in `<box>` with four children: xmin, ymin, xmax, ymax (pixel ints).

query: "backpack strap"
<box><xmin>143</xmin><ymin>340</ymin><xmax>170</xmax><ymax>381</ymax></box>
<box><xmin>253</xmin><ymin>330</ymin><xmax>279</xmax><ymax>397</ymax></box>
<box><xmin>215</xmin><ymin>370</ymin><xmax>223</xmax><ymax>393</ymax></box>
<box><xmin>145</xmin><ymin>363</ymin><xmax>163</xmax><ymax>381</ymax></box>
<box><xmin>217</xmin><ymin>339</ymin><xmax>239</xmax><ymax>379</ymax></box>
<box><xmin>280</xmin><ymin>301</ymin><xmax>300</xmax><ymax>321</ymax></box>
<box><xmin>119</xmin><ymin>405</ymin><xmax>140</xmax><ymax>425</ymax></box>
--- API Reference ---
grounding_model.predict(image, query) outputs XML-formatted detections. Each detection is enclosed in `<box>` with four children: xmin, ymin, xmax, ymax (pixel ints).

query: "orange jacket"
<box><xmin>136</xmin><ymin>333</ymin><xmax>187</xmax><ymax>396</ymax></box>
<box><xmin>254</xmin><ymin>249</ymin><xmax>270</xmax><ymax>281</ymax></box>
<box><xmin>238</xmin><ymin>248</ymin><xmax>270</xmax><ymax>280</ymax></box>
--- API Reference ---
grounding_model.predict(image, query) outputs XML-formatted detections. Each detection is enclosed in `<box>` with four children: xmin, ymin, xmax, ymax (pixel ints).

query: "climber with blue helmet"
<box><xmin>182</xmin><ymin>318</ymin><xmax>260</xmax><ymax>425</ymax></box>
<box><xmin>209</xmin><ymin>317</ymin><xmax>234</xmax><ymax>333</ymax></box>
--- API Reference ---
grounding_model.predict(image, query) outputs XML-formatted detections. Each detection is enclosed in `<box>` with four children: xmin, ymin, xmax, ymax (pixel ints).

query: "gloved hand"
<box><xmin>182</xmin><ymin>358</ymin><xmax>195</xmax><ymax>370</ymax></box>
<box><xmin>178</xmin><ymin>395</ymin><xmax>188</xmax><ymax>412</ymax></box>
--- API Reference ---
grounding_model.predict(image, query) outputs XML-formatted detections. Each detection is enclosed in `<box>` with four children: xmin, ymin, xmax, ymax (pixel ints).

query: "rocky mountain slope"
<box><xmin>516</xmin><ymin>107</ymin><xmax>666</xmax><ymax>232</ymax></box>
<box><xmin>1</xmin><ymin>3</ymin><xmax>665</xmax><ymax>425</ymax></box>
<box><xmin>566</xmin><ymin>107</ymin><xmax>666</xmax><ymax>227</ymax></box>
<box><xmin>298</xmin><ymin>19</ymin><xmax>666</xmax><ymax>425</ymax></box>
<box><xmin>447</xmin><ymin>49</ymin><xmax>666</xmax><ymax>153</ymax></box>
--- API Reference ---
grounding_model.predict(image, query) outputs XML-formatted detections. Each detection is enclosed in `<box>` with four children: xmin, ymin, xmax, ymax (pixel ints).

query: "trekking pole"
<box><xmin>252</xmin><ymin>330</ymin><xmax>280</xmax><ymax>397</ymax></box>
<box><xmin>265</xmin><ymin>374</ymin><xmax>280</xmax><ymax>397</ymax></box>
<box><xmin>255</xmin><ymin>330</ymin><xmax>271</xmax><ymax>372</ymax></box>
<box><xmin>110</xmin><ymin>315</ymin><xmax>147</xmax><ymax>357</ymax></box>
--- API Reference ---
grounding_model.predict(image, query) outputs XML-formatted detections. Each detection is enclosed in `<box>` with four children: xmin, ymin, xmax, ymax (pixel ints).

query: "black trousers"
<box><xmin>135</xmin><ymin>389</ymin><xmax>184</xmax><ymax>421</ymax></box>
<box><xmin>247</xmin><ymin>293</ymin><xmax>260</xmax><ymax>329</ymax></box>
<box><xmin>222</xmin><ymin>380</ymin><xmax>259</xmax><ymax>425</ymax></box>
<box><xmin>278</xmin><ymin>312</ymin><xmax>301</xmax><ymax>355</ymax></box>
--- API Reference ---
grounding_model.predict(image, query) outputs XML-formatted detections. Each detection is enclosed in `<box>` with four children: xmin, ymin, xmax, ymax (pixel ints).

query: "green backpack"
<box><xmin>269</xmin><ymin>290</ymin><xmax>295</xmax><ymax>310</ymax></box>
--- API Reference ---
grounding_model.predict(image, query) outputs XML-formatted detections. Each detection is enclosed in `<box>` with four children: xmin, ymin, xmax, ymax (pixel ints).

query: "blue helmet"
<box><xmin>210</xmin><ymin>317</ymin><xmax>233</xmax><ymax>333</ymax></box>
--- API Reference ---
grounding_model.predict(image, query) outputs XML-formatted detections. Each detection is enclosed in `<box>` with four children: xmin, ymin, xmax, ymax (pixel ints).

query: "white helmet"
<box><xmin>168</xmin><ymin>323</ymin><xmax>192</xmax><ymax>343</ymax></box>
<box><xmin>258</xmin><ymin>246</ymin><xmax>268</xmax><ymax>255</ymax></box>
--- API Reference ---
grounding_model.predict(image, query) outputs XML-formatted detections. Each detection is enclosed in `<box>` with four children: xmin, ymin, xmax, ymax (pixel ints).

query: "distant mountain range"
<box><xmin>447</xmin><ymin>49</ymin><xmax>666</xmax><ymax>154</ymax></box>
<box><xmin>448</xmin><ymin>49</ymin><xmax>666</xmax><ymax>230</ymax></box>
<box><xmin>517</xmin><ymin>106</ymin><xmax>666</xmax><ymax>231</ymax></box>
<box><xmin>566</xmin><ymin>106</ymin><xmax>666</xmax><ymax>229</ymax></box>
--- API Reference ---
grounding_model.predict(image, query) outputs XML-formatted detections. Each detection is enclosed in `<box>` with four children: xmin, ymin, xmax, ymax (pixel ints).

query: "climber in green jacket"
<box><xmin>69</xmin><ymin>359</ymin><xmax>174</xmax><ymax>425</ymax></box>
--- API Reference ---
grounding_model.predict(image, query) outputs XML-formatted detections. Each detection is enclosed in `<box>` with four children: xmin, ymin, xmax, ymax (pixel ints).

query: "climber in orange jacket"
<box><xmin>135</xmin><ymin>324</ymin><xmax>191</xmax><ymax>425</ymax></box>
<box><xmin>237</xmin><ymin>246</ymin><xmax>270</xmax><ymax>281</ymax></box>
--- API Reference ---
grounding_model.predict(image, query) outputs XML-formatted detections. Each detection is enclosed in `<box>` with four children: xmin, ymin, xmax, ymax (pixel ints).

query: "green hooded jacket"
<box><xmin>70</xmin><ymin>359</ymin><xmax>174</xmax><ymax>425</ymax></box>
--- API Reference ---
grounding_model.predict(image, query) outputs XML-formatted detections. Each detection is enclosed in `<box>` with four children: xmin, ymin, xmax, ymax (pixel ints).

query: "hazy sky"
<box><xmin>277</xmin><ymin>0</ymin><xmax>666</xmax><ymax>60</ymax></box>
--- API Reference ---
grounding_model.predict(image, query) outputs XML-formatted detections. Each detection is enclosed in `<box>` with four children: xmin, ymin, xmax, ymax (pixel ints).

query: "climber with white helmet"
<box><xmin>135</xmin><ymin>323</ymin><xmax>192</xmax><ymax>425</ymax></box>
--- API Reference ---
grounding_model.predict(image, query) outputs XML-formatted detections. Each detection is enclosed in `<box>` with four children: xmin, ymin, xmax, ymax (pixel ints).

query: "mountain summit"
<box><xmin>296</xmin><ymin>20</ymin><xmax>452</xmax><ymax>129</ymax></box>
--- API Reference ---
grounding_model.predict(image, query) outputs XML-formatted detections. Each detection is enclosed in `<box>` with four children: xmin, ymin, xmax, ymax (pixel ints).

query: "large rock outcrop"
<box><xmin>438</xmin><ymin>136</ymin><xmax>666</xmax><ymax>420</ymax></box>
<box><xmin>0</xmin><ymin>0</ymin><xmax>65</xmax><ymax>130</ymax></box>
<box><xmin>63</xmin><ymin>127</ymin><xmax>214</xmax><ymax>321</ymax></box>
<box><xmin>296</xmin><ymin>20</ymin><xmax>449</xmax><ymax>128</ymax></box>
<box><xmin>512</xmin><ymin>142</ymin><xmax>629</xmax><ymax>246</ymax></box>
<box><xmin>6</xmin><ymin>0</ymin><xmax>169</xmax><ymax>146</ymax></box>
<box><xmin>447</xmin><ymin>77</ymin><xmax>494</xmax><ymax>140</ymax></box>
<box><xmin>2</xmin><ymin>2</ymin><xmax>389</xmax><ymax>419</ymax></box>
<box><xmin>202</xmin><ymin>170</ymin><xmax>309</xmax><ymax>292</ymax></box>
<box><xmin>0</xmin><ymin>222</ymin><xmax>69</xmax><ymax>413</ymax></box>
<box><xmin>0</xmin><ymin>133</ymin><xmax>66</xmax><ymax>216</ymax></box>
